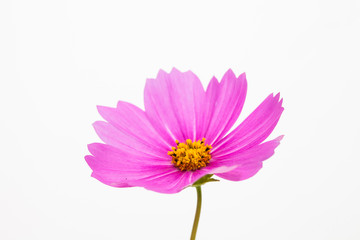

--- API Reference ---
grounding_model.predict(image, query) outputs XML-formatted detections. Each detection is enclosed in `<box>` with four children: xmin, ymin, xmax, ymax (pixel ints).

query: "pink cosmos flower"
<box><xmin>85</xmin><ymin>68</ymin><xmax>283</xmax><ymax>194</ymax></box>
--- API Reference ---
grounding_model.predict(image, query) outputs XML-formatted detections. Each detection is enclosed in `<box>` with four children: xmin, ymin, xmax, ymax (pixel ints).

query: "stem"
<box><xmin>190</xmin><ymin>186</ymin><xmax>202</xmax><ymax>240</ymax></box>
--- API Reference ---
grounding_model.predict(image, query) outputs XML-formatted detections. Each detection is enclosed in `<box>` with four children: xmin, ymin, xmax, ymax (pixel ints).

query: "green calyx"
<box><xmin>191</xmin><ymin>174</ymin><xmax>219</xmax><ymax>187</ymax></box>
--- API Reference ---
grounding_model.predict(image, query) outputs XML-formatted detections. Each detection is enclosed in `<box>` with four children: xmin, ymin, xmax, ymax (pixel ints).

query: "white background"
<box><xmin>1</xmin><ymin>0</ymin><xmax>359</xmax><ymax>239</ymax></box>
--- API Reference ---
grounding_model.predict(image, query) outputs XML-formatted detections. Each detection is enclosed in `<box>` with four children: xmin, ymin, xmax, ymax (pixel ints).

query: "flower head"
<box><xmin>85</xmin><ymin>68</ymin><xmax>284</xmax><ymax>194</ymax></box>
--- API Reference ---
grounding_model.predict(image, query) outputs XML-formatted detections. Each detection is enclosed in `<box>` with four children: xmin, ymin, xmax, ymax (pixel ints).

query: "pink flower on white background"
<box><xmin>85</xmin><ymin>68</ymin><xmax>283</xmax><ymax>193</ymax></box>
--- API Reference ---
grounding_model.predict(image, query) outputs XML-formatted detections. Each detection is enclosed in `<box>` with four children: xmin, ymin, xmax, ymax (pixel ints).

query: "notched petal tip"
<box><xmin>170</xmin><ymin>67</ymin><xmax>181</xmax><ymax>74</ymax></box>
<box><xmin>90</xmin><ymin>171</ymin><xmax>97</xmax><ymax>178</ymax></box>
<box><xmin>238</xmin><ymin>72</ymin><xmax>247</xmax><ymax>84</ymax></box>
<box><xmin>144</xmin><ymin>78</ymin><xmax>155</xmax><ymax>90</ymax></box>
<box><xmin>210</xmin><ymin>76</ymin><xmax>219</xmax><ymax>82</ymax></box>
<box><xmin>223</xmin><ymin>69</ymin><xmax>247</xmax><ymax>80</ymax></box>
<box><xmin>84</xmin><ymin>155</ymin><xmax>93</xmax><ymax>164</ymax></box>
<box><xmin>266</xmin><ymin>92</ymin><xmax>283</xmax><ymax>106</ymax></box>
<box><xmin>170</xmin><ymin>67</ymin><xmax>197</xmax><ymax>76</ymax></box>
<box><xmin>274</xmin><ymin>92</ymin><xmax>281</xmax><ymax>101</ymax></box>
<box><xmin>276</xmin><ymin>135</ymin><xmax>285</xmax><ymax>142</ymax></box>
<box><xmin>155</xmin><ymin>69</ymin><xmax>168</xmax><ymax>78</ymax></box>
<box><xmin>226</xmin><ymin>68</ymin><xmax>235</xmax><ymax>73</ymax></box>
<box><xmin>85</xmin><ymin>155</ymin><xmax>98</xmax><ymax>171</ymax></box>
<box><xmin>92</xmin><ymin>120</ymin><xmax>104</xmax><ymax>128</ymax></box>
<box><xmin>92</xmin><ymin>121</ymin><xmax>110</xmax><ymax>140</ymax></box>
<box><xmin>87</xmin><ymin>142</ymin><xmax>104</xmax><ymax>156</ymax></box>
<box><xmin>155</xmin><ymin>67</ymin><xmax>192</xmax><ymax>78</ymax></box>
<box><xmin>116</xmin><ymin>100</ymin><xmax>129</xmax><ymax>109</ymax></box>
<box><xmin>96</xmin><ymin>105</ymin><xmax>114</xmax><ymax>118</ymax></box>
<box><xmin>274</xmin><ymin>93</ymin><xmax>284</xmax><ymax>111</ymax></box>
<box><xmin>206</xmin><ymin>76</ymin><xmax>219</xmax><ymax>90</ymax></box>
<box><xmin>96</xmin><ymin>105</ymin><xmax>105</xmax><ymax>111</ymax></box>
<box><xmin>223</xmin><ymin>68</ymin><xmax>237</xmax><ymax>80</ymax></box>
<box><xmin>268</xmin><ymin>135</ymin><xmax>284</xmax><ymax>150</ymax></box>
<box><xmin>87</xmin><ymin>143</ymin><xmax>95</xmax><ymax>152</ymax></box>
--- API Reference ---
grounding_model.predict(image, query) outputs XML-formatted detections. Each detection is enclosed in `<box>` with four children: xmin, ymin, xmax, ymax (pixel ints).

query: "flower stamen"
<box><xmin>168</xmin><ymin>138</ymin><xmax>212</xmax><ymax>171</ymax></box>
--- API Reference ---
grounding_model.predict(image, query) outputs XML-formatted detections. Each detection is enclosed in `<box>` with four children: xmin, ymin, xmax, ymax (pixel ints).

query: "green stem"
<box><xmin>190</xmin><ymin>186</ymin><xmax>202</xmax><ymax>240</ymax></box>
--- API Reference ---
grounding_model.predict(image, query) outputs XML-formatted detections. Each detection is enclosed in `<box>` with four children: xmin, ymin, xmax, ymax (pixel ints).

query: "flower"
<box><xmin>85</xmin><ymin>68</ymin><xmax>283</xmax><ymax>194</ymax></box>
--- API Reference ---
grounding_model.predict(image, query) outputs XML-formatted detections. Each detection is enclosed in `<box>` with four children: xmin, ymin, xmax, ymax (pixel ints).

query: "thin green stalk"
<box><xmin>190</xmin><ymin>186</ymin><xmax>202</xmax><ymax>240</ymax></box>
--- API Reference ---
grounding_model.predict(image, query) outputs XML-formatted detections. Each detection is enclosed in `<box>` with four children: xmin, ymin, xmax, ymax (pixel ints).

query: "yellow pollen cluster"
<box><xmin>168</xmin><ymin>138</ymin><xmax>212</xmax><ymax>171</ymax></box>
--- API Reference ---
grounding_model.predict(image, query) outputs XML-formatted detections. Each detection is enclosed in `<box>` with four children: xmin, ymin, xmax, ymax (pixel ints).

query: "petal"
<box><xmin>133</xmin><ymin>164</ymin><xmax>235</xmax><ymax>194</ymax></box>
<box><xmin>97</xmin><ymin>101</ymin><xmax>171</xmax><ymax>152</ymax></box>
<box><xmin>86</xmin><ymin>143</ymin><xmax>199</xmax><ymax>193</ymax></box>
<box><xmin>88</xmin><ymin>157</ymin><xmax>195</xmax><ymax>193</ymax></box>
<box><xmin>203</xmin><ymin>70</ymin><xmax>247</xmax><ymax>145</ymax></box>
<box><xmin>85</xmin><ymin>153</ymin><xmax>160</xmax><ymax>188</ymax></box>
<box><xmin>212</xmin><ymin>93</ymin><xmax>283</xmax><ymax>157</ymax></box>
<box><xmin>211</xmin><ymin>136</ymin><xmax>283</xmax><ymax>168</ymax></box>
<box><xmin>93</xmin><ymin>121</ymin><xmax>168</xmax><ymax>159</ymax></box>
<box><xmin>86</xmin><ymin>141</ymin><xmax>236</xmax><ymax>193</ymax></box>
<box><xmin>85</xmin><ymin>143</ymin><xmax>175</xmax><ymax>188</ymax></box>
<box><xmin>86</xmin><ymin>143</ymin><xmax>171</xmax><ymax>170</ymax></box>
<box><xmin>132</xmin><ymin>170</ymin><xmax>193</xmax><ymax>194</ymax></box>
<box><xmin>197</xmin><ymin>77</ymin><xmax>220</xmax><ymax>140</ymax></box>
<box><xmin>91</xmin><ymin>171</ymin><xmax>132</xmax><ymax>188</ymax></box>
<box><xmin>88</xmin><ymin>143</ymin><xmax>172</xmax><ymax>166</ymax></box>
<box><xmin>144</xmin><ymin>68</ymin><xmax>206</xmax><ymax>144</ymax></box>
<box><xmin>213</xmin><ymin>136</ymin><xmax>282</xmax><ymax>181</ymax></box>
<box><xmin>214</xmin><ymin>162</ymin><xmax>263</xmax><ymax>181</ymax></box>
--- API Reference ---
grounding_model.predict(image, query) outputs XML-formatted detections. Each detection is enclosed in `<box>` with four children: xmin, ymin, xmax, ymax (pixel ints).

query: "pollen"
<box><xmin>168</xmin><ymin>138</ymin><xmax>212</xmax><ymax>171</ymax></box>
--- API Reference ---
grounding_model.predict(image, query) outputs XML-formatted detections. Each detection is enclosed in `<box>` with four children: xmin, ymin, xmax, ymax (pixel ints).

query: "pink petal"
<box><xmin>214</xmin><ymin>162</ymin><xmax>263</xmax><ymax>181</ymax></box>
<box><xmin>87</xmin><ymin>143</ymin><xmax>171</xmax><ymax>169</ymax></box>
<box><xmin>211</xmin><ymin>136</ymin><xmax>283</xmax><ymax>169</ymax></box>
<box><xmin>86</xmin><ymin>143</ymin><xmax>201</xmax><ymax>193</ymax></box>
<box><xmin>144</xmin><ymin>68</ymin><xmax>206</xmax><ymax>144</ymax></box>
<box><xmin>93</xmin><ymin>121</ymin><xmax>168</xmax><ymax>160</ymax></box>
<box><xmin>87</xmin><ymin>154</ymin><xmax>198</xmax><ymax>194</ymax></box>
<box><xmin>91</xmin><ymin>172</ymin><xmax>132</xmax><ymax>188</ymax></box>
<box><xmin>212</xmin><ymin>93</ymin><xmax>283</xmax><ymax>157</ymax></box>
<box><xmin>203</xmin><ymin>70</ymin><xmax>247</xmax><ymax>145</ymax></box>
<box><xmin>96</xmin><ymin>101</ymin><xmax>171</xmax><ymax>153</ymax></box>
<box><xmin>85</xmin><ymin>143</ymin><xmax>175</xmax><ymax>188</ymax></box>
<box><xmin>196</xmin><ymin>77</ymin><xmax>220</xmax><ymax>140</ymax></box>
<box><xmin>131</xmin><ymin>170</ymin><xmax>194</xmax><ymax>194</ymax></box>
<box><xmin>86</xmin><ymin>141</ymin><xmax>236</xmax><ymax>193</ymax></box>
<box><xmin>86</xmin><ymin>153</ymin><xmax>168</xmax><ymax>187</ymax></box>
<box><xmin>132</xmin><ymin>164</ymin><xmax>234</xmax><ymax>194</ymax></box>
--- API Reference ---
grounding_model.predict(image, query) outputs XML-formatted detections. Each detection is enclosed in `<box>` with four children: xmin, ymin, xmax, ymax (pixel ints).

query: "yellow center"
<box><xmin>168</xmin><ymin>138</ymin><xmax>212</xmax><ymax>171</ymax></box>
